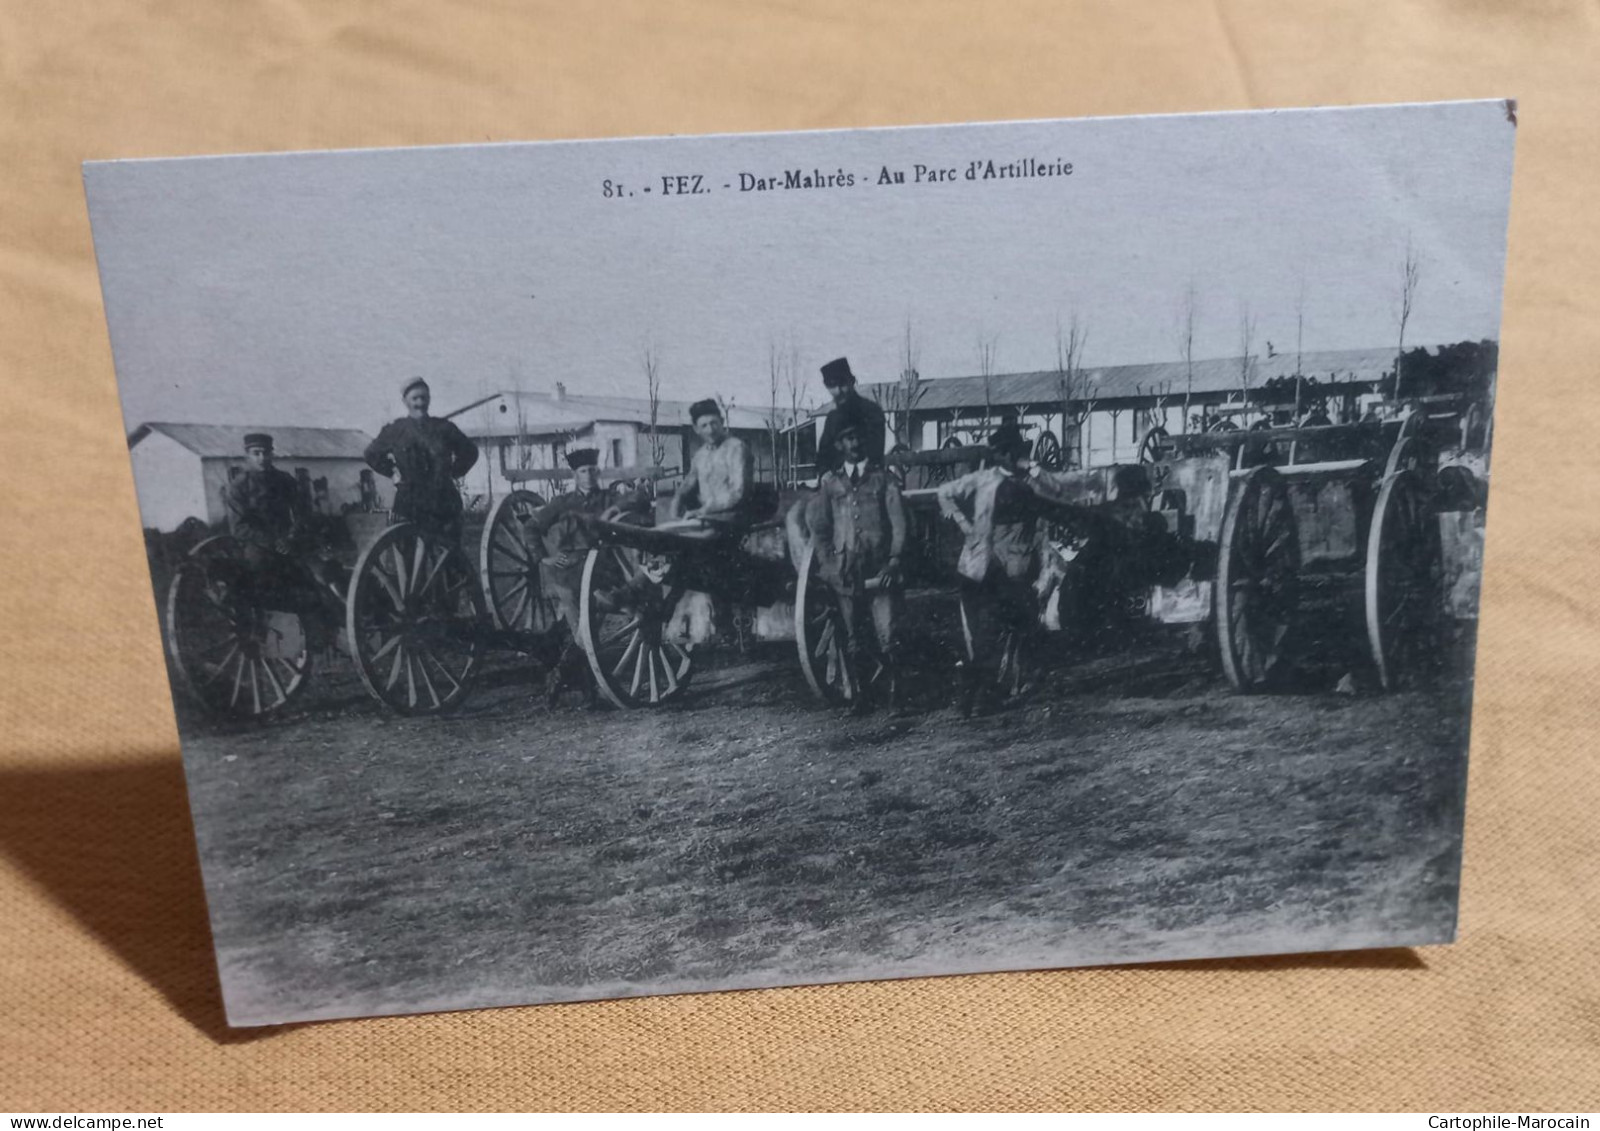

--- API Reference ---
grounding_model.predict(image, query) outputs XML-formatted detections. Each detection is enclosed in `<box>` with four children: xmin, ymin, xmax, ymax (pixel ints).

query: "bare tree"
<box><xmin>976</xmin><ymin>331</ymin><xmax>1001</xmax><ymax>437</ymax></box>
<box><xmin>767</xmin><ymin>338</ymin><xmax>786</xmax><ymax>483</ymax></box>
<box><xmin>874</xmin><ymin>317</ymin><xmax>927</xmax><ymax>451</ymax></box>
<box><xmin>1294</xmin><ymin>276</ymin><xmax>1307</xmax><ymax>419</ymax></box>
<box><xmin>1395</xmin><ymin>241</ymin><xmax>1420</xmax><ymax>401</ymax></box>
<box><xmin>642</xmin><ymin>344</ymin><xmax>665</xmax><ymax>470</ymax></box>
<box><xmin>1177</xmin><ymin>282</ymin><xmax>1199</xmax><ymax>433</ymax></box>
<box><xmin>780</xmin><ymin>336</ymin><xmax>807</xmax><ymax>487</ymax></box>
<box><xmin>1055</xmin><ymin>311</ymin><xmax>1089</xmax><ymax>467</ymax></box>
<box><xmin>1237</xmin><ymin>304</ymin><xmax>1258</xmax><ymax>416</ymax></box>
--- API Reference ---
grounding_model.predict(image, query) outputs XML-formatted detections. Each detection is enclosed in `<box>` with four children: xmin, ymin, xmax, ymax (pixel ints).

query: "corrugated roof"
<box><xmin>462</xmin><ymin>391</ymin><xmax>777</xmax><ymax>438</ymax></box>
<box><xmin>129</xmin><ymin>422</ymin><xmax>375</xmax><ymax>459</ymax></box>
<box><xmin>853</xmin><ymin>346</ymin><xmax>1399</xmax><ymax>416</ymax></box>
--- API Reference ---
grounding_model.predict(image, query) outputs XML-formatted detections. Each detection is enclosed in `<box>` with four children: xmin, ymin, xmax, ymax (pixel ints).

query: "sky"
<box><xmin>86</xmin><ymin>100</ymin><xmax>1516</xmax><ymax>435</ymax></box>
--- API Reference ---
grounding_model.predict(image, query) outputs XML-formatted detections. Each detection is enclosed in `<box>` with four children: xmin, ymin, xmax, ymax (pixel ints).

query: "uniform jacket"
<box><xmin>363</xmin><ymin>416</ymin><xmax>479</xmax><ymax>525</ymax></box>
<box><xmin>529</xmin><ymin>487</ymin><xmax>612</xmax><ymax>606</ymax></box>
<box><xmin>937</xmin><ymin>465</ymin><xmax>1075</xmax><ymax>583</ymax></box>
<box><xmin>224</xmin><ymin>466</ymin><xmax>307</xmax><ymax>550</ymax></box>
<box><xmin>808</xmin><ymin>463</ymin><xmax>906</xmax><ymax>589</ymax></box>
<box><xmin>817</xmin><ymin>393</ymin><xmax>887</xmax><ymax>473</ymax></box>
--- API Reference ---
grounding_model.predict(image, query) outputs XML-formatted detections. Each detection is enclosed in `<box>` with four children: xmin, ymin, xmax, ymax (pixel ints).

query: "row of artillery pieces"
<box><xmin>164</xmin><ymin>404</ymin><xmax>1490</xmax><ymax>721</ymax></box>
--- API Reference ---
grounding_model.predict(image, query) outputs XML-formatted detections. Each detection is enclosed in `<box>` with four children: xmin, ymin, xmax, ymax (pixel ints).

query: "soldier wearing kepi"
<box><xmin>363</xmin><ymin>377</ymin><xmax>480</xmax><ymax>545</ymax></box>
<box><xmin>807</xmin><ymin>420</ymin><xmax>907</xmax><ymax>713</ymax></box>
<box><xmin>527</xmin><ymin>448</ymin><xmax>613</xmax><ymax>707</ymax></box>
<box><xmin>816</xmin><ymin>357</ymin><xmax>887</xmax><ymax>474</ymax></box>
<box><xmin>223</xmin><ymin>431</ymin><xmax>315</xmax><ymax>603</ymax></box>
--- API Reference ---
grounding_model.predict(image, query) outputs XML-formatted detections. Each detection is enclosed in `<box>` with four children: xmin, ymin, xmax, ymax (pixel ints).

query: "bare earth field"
<box><xmin>176</xmin><ymin>636</ymin><xmax>1473</xmax><ymax>1027</ymax></box>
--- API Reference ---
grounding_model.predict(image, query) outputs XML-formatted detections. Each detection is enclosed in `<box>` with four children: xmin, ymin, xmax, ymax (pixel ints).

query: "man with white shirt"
<box><xmin>807</xmin><ymin>421</ymin><xmax>906</xmax><ymax>713</ymax></box>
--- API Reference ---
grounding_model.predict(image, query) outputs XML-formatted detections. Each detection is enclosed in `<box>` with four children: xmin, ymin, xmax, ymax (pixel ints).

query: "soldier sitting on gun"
<box><xmin>807</xmin><ymin>420</ymin><xmax>907</xmax><ymax>714</ymax></box>
<box><xmin>525</xmin><ymin>447</ymin><xmax>624</xmax><ymax>709</ymax></box>
<box><xmin>220</xmin><ymin>433</ymin><xmax>341</xmax><ymax>640</ymax></box>
<box><xmin>670</xmin><ymin>398</ymin><xmax>755</xmax><ymax>533</ymax></box>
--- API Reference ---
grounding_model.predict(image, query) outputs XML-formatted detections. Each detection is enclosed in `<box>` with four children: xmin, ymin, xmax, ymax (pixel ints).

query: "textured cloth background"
<box><xmin>1</xmin><ymin>0</ymin><xmax>1595</xmax><ymax>1112</ymax></box>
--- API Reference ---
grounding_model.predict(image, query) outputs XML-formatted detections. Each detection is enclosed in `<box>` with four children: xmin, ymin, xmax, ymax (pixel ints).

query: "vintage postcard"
<box><xmin>86</xmin><ymin>100</ymin><xmax>1515</xmax><ymax>1026</ymax></box>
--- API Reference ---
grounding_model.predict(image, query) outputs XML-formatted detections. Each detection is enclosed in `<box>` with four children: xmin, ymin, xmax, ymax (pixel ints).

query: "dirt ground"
<box><xmin>176</xmin><ymin>631</ymin><xmax>1474</xmax><ymax>1026</ymax></box>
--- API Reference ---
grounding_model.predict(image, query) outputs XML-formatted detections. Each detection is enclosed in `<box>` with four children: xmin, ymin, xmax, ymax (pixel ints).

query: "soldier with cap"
<box><xmin>220</xmin><ymin>431</ymin><xmax>327</xmax><ymax>612</ymax></box>
<box><xmin>807</xmin><ymin>418</ymin><xmax>907</xmax><ymax>713</ymax></box>
<box><xmin>816</xmin><ymin>357</ymin><xmax>887</xmax><ymax>474</ymax></box>
<box><xmin>671</xmin><ymin>398</ymin><xmax>755</xmax><ymax>530</ymax></box>
<box><xmin>363</xmin><ymin>377</ymin><xmax>480</xmax><ymax>545</ymax></box>
<box><xmin>937</xmin><ymin>421</ymin><xmax>1079</xmax><ymax>715</ymax></box>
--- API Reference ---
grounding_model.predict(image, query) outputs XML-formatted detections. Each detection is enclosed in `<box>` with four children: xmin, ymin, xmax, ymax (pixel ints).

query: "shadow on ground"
<box><xmin>0</xmin><ymin>754</ymin><xmax>297</xmax><ymax>1043</ymax></box>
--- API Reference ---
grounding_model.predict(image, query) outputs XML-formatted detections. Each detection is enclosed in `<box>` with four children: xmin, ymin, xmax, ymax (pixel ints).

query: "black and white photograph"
<box><xmin>86</xmin><ymin>99</ymin><xmax>1515</xmax><ymax>1027</ymax></box>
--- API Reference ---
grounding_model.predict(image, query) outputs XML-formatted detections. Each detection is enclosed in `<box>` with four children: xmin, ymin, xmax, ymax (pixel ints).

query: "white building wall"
<box><xmin>128</xmin><ymin>433</ymin><xmax>209</xmax><ymax>531</ymax></box>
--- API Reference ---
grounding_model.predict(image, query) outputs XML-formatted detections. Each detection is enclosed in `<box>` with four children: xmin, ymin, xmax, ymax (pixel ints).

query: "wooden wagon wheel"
<box><xmin>577</xmin><ymin>542</ymin><xmax>694</xmax><ymax>709</ymax></box>
<box><xmin>1137</xmin><ymin>427</ymin><xmax>1173</xmax><ymax>466</ymax></box>
<box><xmin>479</xmin><ymin>489</ymin><xmax>551</xmax><ymax>633</ymax></box>
<box><xmin>794</xmin><ymin>540</ymin><xmax>858</xmax><ymax>706</ymax></box>
<box><xmin>1033</xmin><ymin>429</ymin><xmax>1064</xmax><ymax>471</ymax></box>
<box><xmin>165</xmin><ymin>535</ymin><xmax>313</xmax><ymax>719</ymax></box>
<box><xmin>1215</xmin><ymin>466</ymin><xmax>1301</xmax><ymax>692</ymax></box>
<box><xmin>957</xmin><ymin>589</ymin><xmax>1027</xmax><ymax>706</ymax></box>
<box><xmin>1365</xmin><ymin>468</ymin><xmax>1444</xmax><ymax>691</ymax></box>
<box><xmin>346</xmin><ymin>522</ymin><xmax>486</xmax><ymax>715</ymax></box>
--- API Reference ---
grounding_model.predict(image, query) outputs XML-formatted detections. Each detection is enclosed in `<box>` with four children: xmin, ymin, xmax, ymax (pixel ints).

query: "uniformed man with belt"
<box><xmin>807</xmin><ymin>420</ymin><xmax>906</xmax><ymax>713</ymax></box>
<box><xmin>223</xmin><ymin>431</ymin><xmax>316</xmax><ymax>607</ymax></box>
<box><xmin>527</xmin><ymin>448</ymin><xmax>613</xmax><ymax>707</ymax></box>
<box><xmin>363</xmin><ymin>377</ymin><xmax>480</xmax><ymax>545</ymax></box>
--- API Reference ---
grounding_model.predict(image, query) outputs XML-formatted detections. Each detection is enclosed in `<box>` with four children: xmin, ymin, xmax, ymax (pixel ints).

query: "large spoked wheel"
<box><xmin>346</xmin><ymin>523</ymin><xmax>487</xmax><ymax>715</ymax></box>
<box><xmin>1033</xmin><ymin>430</ymin><xmax>1064</xmax><ymax>471</ymax></box>
<box><xmin>1216</xmin><ymin>466</ymin><xmax>1301</xmax><ymax>692</ymax></box>
<box><xmin>479</xmin><ymin>489</ymin><xmax>552</xmax><ymax>633</ymax></box>
<box><xmin>957</xmin><ymin>590</ymin><xmax>1028</xmax><ymax>704</ymax></box>
<box><xmin>1365</xmin><ymin>469</ymin><xmax>1444</xmax><ymax>691</ymax></box>
<box><xmin>165</xmin><ymin>536</ymin><xmax>313</xmax><ymax>719</ymax></box>
<box><xmin>795</xmin><ymin>541</ymin><xmax>857</xmax><ymax>706</ymax></box>
<box><xmin>1137</xmin><ymin>427</ymin><xmax>1173</xmax><ymax>465</ymax></box>
<box><xmin>577</xmin><ymin>544</ymin><xmax>695</xmax><ymax>709</ymax></box>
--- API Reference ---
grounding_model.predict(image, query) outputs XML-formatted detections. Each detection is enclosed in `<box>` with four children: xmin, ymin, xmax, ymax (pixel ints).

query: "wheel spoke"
<box><xmin>419</xmin><ymin>646</ymin><xmax>463</xmax><ymax>698</ymax></box>
<box><xmin>413</xmin><ymin>648</ymin><xmax>442</xmax><ymax>708</ymax></box>
<box><xmin>386</xmin><ymin>641</ymin><xmax>407</xmax><ymax>691</ymax></box>
<box><xmin>229</xmin><ymin>653</ymin><xmax>246</xmax><ymax>707</ymax></box>
<box><xmin>200</xmin><ymin>641</ymin><xmax>241</xmax><ymax>686</ymax></box>
<box><xmin>599</xmin><ymin>616</ymin><xmax>643</xmax><ymax>648</ymax></box>
<box><xmin>416</xmin><ymin>545</ymin><xmax>451</xmax><ymax>601</ymax></box>
<box><xmin>611</xmin><ymin>629</ymin><xmax>643</xmax><ymax>679</ymax></box>
<box><xmin>647</xmin><ymin>649</ymin><xmax>660</xmax><ymax>702</ymax></box>
<box><xmin>370</xmin><ymin>633</ymin><xmax>402</xmax><ymax>663</ymax></box>
<box><xmin>492</xmin><ymin>530</ymin><xmax>531</xmax><ymax>566</ymax></box>
<box><xmin>249</xmin><ymin>659</ymin><xmax>262</xmax><ymax>714</ymax></box>
<box><xmin>261</xmin><ymin>656</ymin><xmax>287</xmax><ymax>705</ymax></box>
<box><xmin>659</xmin><ymin>647</ymin><xmax>679</xmax><ymax>694</ymax></box>
<box><xmin>507</xmin><ymin>587</ymin><xmax>530</xmax><ymax>629</ymax></box>
<box><xmin>404</xmin><ymin>651</ymin><xmax>419</xmax><ymax>707</ymax></box>
<box><xmin>630</xmin><ymin>639</ymin><xmax>646</xmax><ymax>697</ymax></box>
<box><xmin>387</xmin><ymin>543</ymin><xmax>410</xmax><ymax>602</ymax></box>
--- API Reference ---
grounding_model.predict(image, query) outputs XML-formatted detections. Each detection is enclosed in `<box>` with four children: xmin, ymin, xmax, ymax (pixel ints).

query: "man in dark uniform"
<box><xmin>363</xmin><ymin>377</ymin><xmax>480</xmax><ymax>545</ymax></box>
<box><xmin>527</xmin><ymin>448</ymin><xmax>614</xmax><ymax>706</ymax></box>
<box><xmin>816</xmin><ymin>357</ymin><xmax>887</xmax><ymax>474</ymax></box>
<box><xmin>807</xmin><ymin>420</ymin><xmax>906</xmax><ymax>713</ymax></box>
<box><xmin>223</xmin><ymin>432</ymin><xmax>313</xmax><ymax>600</ymax></box>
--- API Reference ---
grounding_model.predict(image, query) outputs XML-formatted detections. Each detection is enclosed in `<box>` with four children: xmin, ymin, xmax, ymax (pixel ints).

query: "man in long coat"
<box><xmin>816</xmin><ymin>357</ymin><xmax>887</xmax><ymax>474</ymax></box>
<box><xmin>363</xmin><ymin>377</ymin><xmax>479</xmax><ymax>545</ymax></box>
<box><xmin>808</xmin><ymin>420</ymin><xmax>906</xmax><ymax>712</ymax></box>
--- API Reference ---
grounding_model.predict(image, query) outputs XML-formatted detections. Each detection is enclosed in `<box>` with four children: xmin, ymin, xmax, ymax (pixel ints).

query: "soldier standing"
<box><xmin>807</xmin><ymin>420</ymin><xmax>906</xmax><ymax>713</ymax></box>
<box><xmin>363</xmin><ymin>377</ymin><xmax>480</xmax><ymax>545</ymax></box>
<box><xmin>816</xmin><ymin>357</ymin><xmax>887</xmax><ymax>474</ymax></box>
<box><xmin>937</xmin><ymin>422</ymin><xmax>1076</xmax><ymax>716</ymax></box>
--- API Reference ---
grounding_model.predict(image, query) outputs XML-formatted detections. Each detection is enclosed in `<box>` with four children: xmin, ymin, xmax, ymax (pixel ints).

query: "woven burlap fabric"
<box><xmin>1</xmin><ymin>0</ymin><xmax>1595</xmax><ymax>1112</ymax></box>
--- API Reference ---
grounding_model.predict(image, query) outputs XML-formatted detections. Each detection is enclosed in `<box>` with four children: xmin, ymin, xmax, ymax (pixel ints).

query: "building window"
<box><xmin>610</xmin><ymin>438</ymin><xmax>623</xmax><ymax>467</ymax></box>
